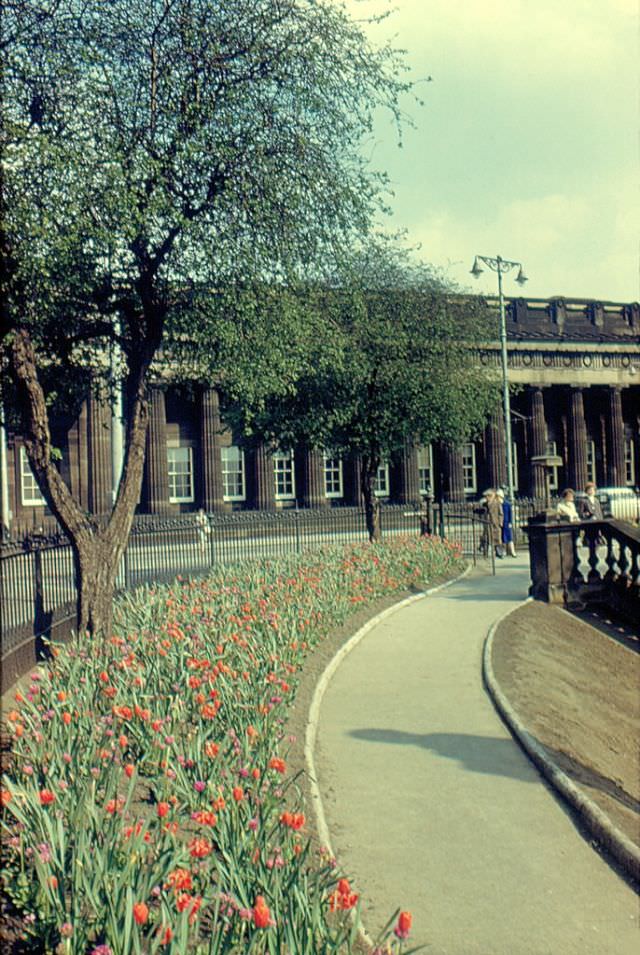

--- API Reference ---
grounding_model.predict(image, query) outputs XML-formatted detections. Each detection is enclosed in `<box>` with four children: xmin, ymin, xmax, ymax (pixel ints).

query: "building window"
<box><xmin>547</xmin><ymin>440</ymin><xmax>559</xmax><ymax>491</ymax></box>
<box><xmin>221</xmin><ymin>445</ymin><xmax>246</xmax><ymax>501</ymax></box>
<box><xmin>625</xmin><ymin>439</ymin><xmax>635</xmax><ymax>486</ymax></box>
<box><xmin>167</xmin><ymin>445</ymin><xmax>194</xmax><ymax>503</ymax></box>
<box><xmin>20</xmin><ymin>447</ymin><xmax>46</xmax><ymax>506</ymax></box>
<box><xmin>511</xmin><ymin>443</ymin><xmax>519</xmax><ymax>492</ymax></box>
<box><xmin>274</xmin><ymin>450</ymin><xmax>295</xmax><ymax>500</ymax></box>
<box><xmin>418</xmin><ymin>445</ymin><xmax>433</xmax><ymax>495</ymax></box>
<box><xmin>462</xmin><ymin>443</ymin><xmax>477</xmax><ymax>494</ymax></box>
<box><xmin>586</xmin><ymin>439</ymin><xmax>596</xmax><ymax>484</ymax></box>
<box><xmin>323</xmin><ymin>454</ymin><xmax>343</xmax><ymax>498</ymax></box>
<box><xmin>374</xmin><ymin>463</ymin><xmax>390</xmax><ymax>497</ymax></box>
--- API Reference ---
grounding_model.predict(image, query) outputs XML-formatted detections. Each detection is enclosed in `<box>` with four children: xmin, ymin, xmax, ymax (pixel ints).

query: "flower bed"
<box><xmin>1</xmin><ymin>536</ymin><xmax>463</xmax><ymax>954</ymax></box>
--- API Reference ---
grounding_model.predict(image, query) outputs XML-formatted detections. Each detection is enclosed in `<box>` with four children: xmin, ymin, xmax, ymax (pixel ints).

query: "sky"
<box><xmin>342</xmin><ymin>0</ymin><xmax>639</xmax><ymax>303</ymax></box>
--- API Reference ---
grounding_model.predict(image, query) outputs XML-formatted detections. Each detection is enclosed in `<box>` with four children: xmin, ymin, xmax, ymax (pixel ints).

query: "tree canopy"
<box><xmin>0</xmin><ymin>0</ymin><xmax>414</xmax><ymax>633</ymax></box>
<box><xmin>221</xmin><ymin>240</ymin><xmax>501</xmax><ymax>538</ymax></box>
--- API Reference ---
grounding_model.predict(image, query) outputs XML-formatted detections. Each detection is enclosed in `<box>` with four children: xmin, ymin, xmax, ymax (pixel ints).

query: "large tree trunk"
<box><xmin>361</xmin><ymin>453</ymin><xmax>381</xmax><ymax>542</ymax></box>
<box><xmin>9</xmin><ymin>327</ymin><xmax>151</xmax><ymax>638</ymax></box>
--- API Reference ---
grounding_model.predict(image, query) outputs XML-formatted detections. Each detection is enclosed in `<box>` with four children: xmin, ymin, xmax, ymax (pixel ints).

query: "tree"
<box><xmin>0</xmin><ymin>0</ymin><xmax>412</xmax><ymax>636</ymax></box>
<box><xmin>222</xmin><ymin>241</ymin><xmax>500</xmax><ymax>540</ymax></box>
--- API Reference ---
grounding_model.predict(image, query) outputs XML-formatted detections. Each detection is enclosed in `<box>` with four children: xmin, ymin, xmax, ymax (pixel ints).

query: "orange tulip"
<box><xmin>133</xmin><ymin>901</ymin><xmax>149</xmax><ymax>925</ymax></box>
<box><xmin>253</xmin><ymin>895</ymin><xmax>271</xmax><ymax>928</ymax></box>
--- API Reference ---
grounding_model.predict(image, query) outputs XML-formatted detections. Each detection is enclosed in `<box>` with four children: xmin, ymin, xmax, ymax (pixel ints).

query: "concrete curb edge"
<box><xmin>483</xmin><ymin>600</ymin><xmax>640</xmax><ymax>884</ymax></box>
<box><xmin>304</xmin><ymin>561</ymin><xmax>473</xmax><ymax>949</ymax></box>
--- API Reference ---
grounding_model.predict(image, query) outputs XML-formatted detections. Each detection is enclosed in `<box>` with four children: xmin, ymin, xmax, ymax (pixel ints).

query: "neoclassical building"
<box><xmin>2</xmin><ymin>295</ymin><xmax>639</xmax><ymax>532</ymax></box>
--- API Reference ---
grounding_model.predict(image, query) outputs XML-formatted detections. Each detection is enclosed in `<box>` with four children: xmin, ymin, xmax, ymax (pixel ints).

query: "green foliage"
<box><xmin>2</xmin><ymin>0</ymin><xmax>415</xmax><ymax>413</ymax></box>
<box><xmin>221</xmin><ymin>239</ymin><xmax>501</xmax><ymax>467</ymax></box>
<box><xmin>1</xmin><ymin>536</ymin><xmax>461</xmax><ymax>952</ymax></box>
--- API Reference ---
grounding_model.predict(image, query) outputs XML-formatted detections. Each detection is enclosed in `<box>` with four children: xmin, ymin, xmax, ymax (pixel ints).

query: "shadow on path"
<box><xmin>348</xmin><ymin>729</ymin><xmax>539</xmax><ymax>782</ymax></box>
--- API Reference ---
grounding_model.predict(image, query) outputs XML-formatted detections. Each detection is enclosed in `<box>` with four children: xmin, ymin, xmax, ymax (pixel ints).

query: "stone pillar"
<box><xmin>484</xmin><ymin>411</ymin><xmax>506</xmax><ymax>490</ymax></box>
<box><xmin>567</xmin><ymin>388</ymin><xmax>588</xmax><ymax>492</ymax></box>
<box><xmin>251</xmin><ymin>442</ymin><xmax>276</xmax><ymax>511</ymax></box>
<box><xmin>199</xmin><ymin>387</ymin><xmax>226</xmax><ymax>512</ymax></box>
<box><xmin>529</xmin><ymin>388</ymin><xmax>547</xmax><ymax>499</ymax></box>
<box><xmin>607</xmin><ymin>387</ymin><xmax>625</xmax><ymax>486</ymax></box>
<box><xmin>144</xmin><ymin>385</ymin><xmax>170</xmax><ymax>514</ymax></box>
<box><xmin>68</xmin><ymin>401</ymin><xmax>90</xmax><ymax>511</ymax></box>
<box><xmin>441</xmin><ymin>444</ymin><xmax>465</xmax><ymax>502</ymax></box>
<box><xmin>87</xmin><ymin>391</ymin><xmax>112</xmax><ymax>517</ymax></box>
<box><xmin>300</xmin><ymin>447</ymin><xmax>328</xmax><ymax>508</ymax></box>
<box><xmin>344</xmin><ymin>454</ymin><xmax>362</xmax><ymax>505</ymax></box>
<box><xmin>393</xmin><ymin>443</ymin><xmax>421</xmax><ymax>505</ymax></box>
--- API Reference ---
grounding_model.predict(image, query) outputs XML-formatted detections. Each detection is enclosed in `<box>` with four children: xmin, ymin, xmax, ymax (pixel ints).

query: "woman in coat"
<box><xmin>496</xmin><ymin>487</ymin><xmax>516</xmax><ymax>557</ymax></box>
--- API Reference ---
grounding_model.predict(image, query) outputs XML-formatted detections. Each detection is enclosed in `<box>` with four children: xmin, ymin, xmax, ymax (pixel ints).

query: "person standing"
<box><xmin>579</xmin><ymin>482</ymin><xmax>603</xmax><ymax>521</ymax></box>
<box><xmin>496</xmin><ymin>487</ymin><xmax>516</xmax><ymax>556</ymax></box>
<box><xmin>557</xmin><ymin>488</ymin><xmax>580</xmax><ymax>523</ymax></box>
<box><xmin>486</xmin><ymin>489</ymin><xmax>504</xmax><ymax>558</ymax></box>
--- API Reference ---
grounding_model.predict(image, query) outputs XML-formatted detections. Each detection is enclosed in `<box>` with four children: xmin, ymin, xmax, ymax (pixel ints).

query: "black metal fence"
<box><xmin>0</xmin><ymin>499</ymin><xmax>544</xmax><ymax>687</ymax></box>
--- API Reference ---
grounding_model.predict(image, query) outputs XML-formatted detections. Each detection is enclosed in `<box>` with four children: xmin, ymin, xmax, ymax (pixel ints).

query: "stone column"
<box><xmin>528</xmin><ymin>387</ymin><xmax>547</xmax><ymax>499</ymax></box>
<box><xmin>441</xmin><ymin>444</ymin><xmax>465</xmax><ymax>502</ymax></box>
<box><xmin>251</xmin><ymin>442</ymin><xmax>276</xmax><ymax>511</ymax></box>
<box><xmin>393</xmin><ymin>443</ymin><xmax>421</xmax><ymax>505</ymax></box>
<box><xmin>144</xmin><ymin>385</ymin><xmax>170</xmax><ymax>514</ymax></box>
<box><xmin>344</xmin><ymin>454</ymin><xmax>362</xmax><ymax>505</ymax></box>
<box><xmin>87</xmin><ymin>391</ymin><xmax>112</xmax><ymax>517</ymax></box>
<box><xmin>300</xmin><ymin>447</ymin><xmax>328</xmax><ymax>508</ymax></box>
<box><xmin>68</xmin><ymin>401</ymin><xmax>90</xmax><ymax>511</ymax></box>
<box><xmin>484</xmin><ymin>411</ymin><xmax>506</xmax><ymax>490</ymax></box>
<box><xmin>199</xmin><ymin>387</ymin><xmax>226</xmax><ymax>512</ymax></box>
<box><xmin>567</xmin><ymin>388</ymin><xmax>588</xmax><ymax>491</ymax></box>
<box><xmin>607</xmin><ymin>387</ymin><xmax>625</xmax><ymax>486</ymax></box>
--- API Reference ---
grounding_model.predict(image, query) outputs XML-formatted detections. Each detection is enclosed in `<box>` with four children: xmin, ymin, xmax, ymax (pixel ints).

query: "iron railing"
<box><xmin>1</xmin><ymin>499</ymin><xmax>550</xmax><ymax>683</ymax></box>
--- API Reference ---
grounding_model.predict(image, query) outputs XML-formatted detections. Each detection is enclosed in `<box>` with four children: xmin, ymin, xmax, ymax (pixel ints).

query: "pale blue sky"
<box><xmin>344</xmin><ymin>0</ymin><xmax>638</xmax><ymax>303</ymax></box>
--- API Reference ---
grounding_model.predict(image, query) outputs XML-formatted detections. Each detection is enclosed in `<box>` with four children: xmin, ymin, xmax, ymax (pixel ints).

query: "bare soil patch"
<box><xmin>490</xmin><ymin>601</ymin><xmax>640</xmax><ymax>851</ymax></box>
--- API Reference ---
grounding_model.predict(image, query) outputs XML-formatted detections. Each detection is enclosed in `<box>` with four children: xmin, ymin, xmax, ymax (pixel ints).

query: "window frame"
<box><xmin>417</xmin><ymin>444</ymin><xmax>434</xmax><ymax>496</ymax></box>
<box><xmin>273</xmin><ymin>449</ymin><xmax>296</xmax><ymax>501</ymax></box>
<box><xmin>221</xmin><ymin>445</ymin><xmax>246</xmax><ymax>502</ymax></box>
<box><xmin>462</xmin><ymin>443</ymin><xmax>477</xmax><ymax>495</ymax></box>
<box><xmin>19</xmin><ymin>447</ymin><xmax>46</xmax><ymax>507</ymax></box>
<box><xmin>547</xmin><ymin>440</ymin><xmax>559</xmax><ymax>492</ymax></box>
<box><xmin>374</xmin><ymin>463</ymin><xmax>390</xmax><ymax>498</ymax></box>
<box><xmin>167</xmin><ymin>444</ymin><xmax>195</xmax><ymax>504</ymax></box>
<box><xmin>323</xmin><ymin>453</ymin><xmax>343</xmax><ymax>499</ymax></box>
<box><xmin>585</xmin><ymin>439</ymin><xmax>597</xmax><ymax>485</ymax></box>
<box><xmin>625</xmin><ymin>438</ymin><xmax>635</xmax><ymax>487</ymax></box>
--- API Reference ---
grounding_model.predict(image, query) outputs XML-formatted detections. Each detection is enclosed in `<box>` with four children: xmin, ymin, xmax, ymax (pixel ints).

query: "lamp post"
<box><xmin>470</xmin><ymin>254</ymin><xmax>528</xmax><ymax>506</ymax></box>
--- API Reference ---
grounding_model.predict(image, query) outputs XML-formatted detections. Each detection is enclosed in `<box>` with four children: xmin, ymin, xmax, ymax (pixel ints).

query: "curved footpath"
<box><xmin>311</xmin><ymin>555</ymin><xmax>639</xmax><ymax>955</ymax></box>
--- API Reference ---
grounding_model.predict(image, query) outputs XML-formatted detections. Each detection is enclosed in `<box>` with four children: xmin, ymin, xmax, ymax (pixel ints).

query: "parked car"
<box><xmin>596</xmin><ymin>487</ymin><xmax>640</xmax><ymax>524</ymax></box>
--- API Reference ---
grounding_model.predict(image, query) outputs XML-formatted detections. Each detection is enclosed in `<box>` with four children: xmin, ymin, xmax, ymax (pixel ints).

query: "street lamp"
<box><xmin>470</xmin><ymin>254</ymin><xmax>528</xmax><ymax>506</ymax></box>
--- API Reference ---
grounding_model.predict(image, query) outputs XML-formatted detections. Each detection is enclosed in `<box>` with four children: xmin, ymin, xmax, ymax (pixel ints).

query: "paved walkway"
<box><xmin>314</xmin><ymin>556</ymin><xmax>639</xmax><ymax>955</ymax></box>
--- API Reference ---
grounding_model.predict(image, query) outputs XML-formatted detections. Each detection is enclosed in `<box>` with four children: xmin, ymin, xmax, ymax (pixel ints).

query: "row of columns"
<box><xmin>137</xmin><ymin>383</ymin><xmax>634</xmax><ymax>514</ymax></box>
<box><xmin>528</xmin><ymin>385</ymin><xmax>628</xmax><ymax>494</ymax></box>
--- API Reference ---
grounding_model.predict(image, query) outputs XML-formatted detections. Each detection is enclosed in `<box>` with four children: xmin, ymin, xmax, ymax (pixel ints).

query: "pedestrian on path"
<box><xmin>486</xmin><ymin>488</ymin><xmax>504</xmax><ymax>558</ymax></box>
<box><xmin>497</xmin><ymin>487</ymin><xmax>516</xmax><ymax>556</ymax></box>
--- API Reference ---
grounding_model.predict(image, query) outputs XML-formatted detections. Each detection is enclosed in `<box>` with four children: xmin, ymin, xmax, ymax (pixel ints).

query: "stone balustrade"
<box><xmin>528</xmin><ymin>518</ymin><xmax>640</xmax><ymax>624</ymax></box>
